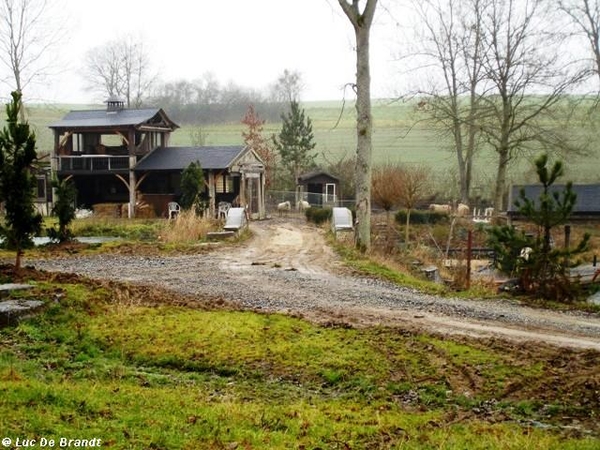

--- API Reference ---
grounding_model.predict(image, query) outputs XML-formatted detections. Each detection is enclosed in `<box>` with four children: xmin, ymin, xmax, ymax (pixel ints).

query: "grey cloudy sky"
<box><xmin>11</xmin><ymin>0</ymin><xmax>404</xmax><ymax>104</ymax></box>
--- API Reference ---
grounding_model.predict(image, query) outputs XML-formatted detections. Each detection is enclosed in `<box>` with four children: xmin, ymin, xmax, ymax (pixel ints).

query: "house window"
<box><xmin>215</xmin><ymin>174</ymin><xmax>234</xmax><ymax>193</ymax></box>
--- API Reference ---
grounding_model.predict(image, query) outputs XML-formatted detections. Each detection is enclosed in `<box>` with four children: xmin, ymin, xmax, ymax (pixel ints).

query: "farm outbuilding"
<box><xmin>135</xmin><ymin>146</ymin><xmax>266</xmax><ymax>219</ymax></box>
<box><xmin>49</xmin><ymin>99</ymin><xmax>265</xmax><ymax>219</ymax></box>
<box><xmin>508</xmin><ymin>184</ymin><xmax>600</xmax><ymax>220</ymax></box>
<box><xmin>296</xmin><ymin>171</ymin><xmax>339</xmax><ymax>207</ymax></box>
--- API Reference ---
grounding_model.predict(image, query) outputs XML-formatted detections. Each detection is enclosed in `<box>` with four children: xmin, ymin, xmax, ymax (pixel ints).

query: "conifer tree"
<box><xmin>488</xmin><ymin>153</ymin><xmax>589</xmax><ymax>300</ymax></box>
<box><xmin>273</xmin><ymin>101</ymin><xmax>316</xmax><ymax>187</ymax></box>
<box><xmin>179</xmin><ymin>161</ymin><xmax>205</xmax><ymax>211</ymax></box>
<box><xmin>0</xmin><ymin>91</ymin><xmax>42</xmax><ymax>270</ymax></box>
<box><xmin>47</xmin><ymin>177</ymin><xmax>77</xmax><ymax>243</ymax></box>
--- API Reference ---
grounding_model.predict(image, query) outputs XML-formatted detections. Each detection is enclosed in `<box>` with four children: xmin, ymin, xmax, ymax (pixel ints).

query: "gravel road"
<box><xmin>28</xmin><ymin>218</ymin><xmax>600</xmax><ymax>350</ymax></box>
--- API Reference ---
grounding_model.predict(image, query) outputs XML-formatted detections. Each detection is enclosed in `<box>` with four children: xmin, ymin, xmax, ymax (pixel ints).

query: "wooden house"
<box><xmin>49</xmin><ymin>99</ymin><xmax>265</xmax><ymax>218</ymax></box>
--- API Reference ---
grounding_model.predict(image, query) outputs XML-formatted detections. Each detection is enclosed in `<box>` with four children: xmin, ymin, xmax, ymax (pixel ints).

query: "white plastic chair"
<box><xmin>167</xmin><ymin>202</ymin><xmax>180</xmax><ymax>219</ymax></box>
<box><xmin>217</xmin><ymin>201</ymin><xmax>231</xmax><ymax>220</ymax></box>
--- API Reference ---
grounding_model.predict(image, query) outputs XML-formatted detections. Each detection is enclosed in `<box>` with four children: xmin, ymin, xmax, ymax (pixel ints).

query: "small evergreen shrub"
<box><xmin>305</xmin><ymin>207</ymin><xmax>332</xmax><ymax>225</ymax></box>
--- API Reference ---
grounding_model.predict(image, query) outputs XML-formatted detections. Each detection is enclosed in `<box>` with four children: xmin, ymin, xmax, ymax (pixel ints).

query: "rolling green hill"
<box><xmin>14</xmin><ymin>99</ymin><xmax>599</xmax><ymax>200</ymax></box>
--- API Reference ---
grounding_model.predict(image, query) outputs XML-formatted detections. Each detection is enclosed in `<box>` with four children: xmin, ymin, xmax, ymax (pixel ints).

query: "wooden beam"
<box><xmin>59</xmin><ymin>131</ymin><xmax>73</xmax><ymax>149</ymax></box>
<box><xmin>135</xmin><ymin>172</ymin><xmax>149</xmax><ymax>190</ymax></box>
<box><xmin>115</xmin><ymin>131</ymin><xmax>129</xmax><ymax>145</ymax></box>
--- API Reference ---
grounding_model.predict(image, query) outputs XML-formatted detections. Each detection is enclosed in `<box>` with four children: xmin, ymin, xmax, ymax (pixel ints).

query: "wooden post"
<box><xmin>128</xmin><ymin>128</ymin><xmax>136</xmax><ymax>218</ymax></box>
<box><xmin>564</xmin><ymin>224</ymin><xmax>571</xmax><ymax>249</ymax></box>
<box><xmin>51</xmin><ymin>130</ymin><xmax>60</xmax><ymax>210</ymax></box>
<box><xmin>259</xmin><ymin>170</ymin><xmax>266</xmax><ymax>219</ymax></box>
<box><xmin>466</xmin><ymin>229</ymin><xmax>473</xmax><ymax>290</ymax></box>
<box><xmin>239</xmin><ymin>172</ymin><xmax>246</xmax><ymax>209</ymax></box>
<box><xmin>208</xmin><ymin>171</ymin><xmax>216</xmax><ymax>218</ymax></box>
<box><xmin>247</xmin><ymin>177</ymin><xmax>254</xmax><ymax>217</ymax></box>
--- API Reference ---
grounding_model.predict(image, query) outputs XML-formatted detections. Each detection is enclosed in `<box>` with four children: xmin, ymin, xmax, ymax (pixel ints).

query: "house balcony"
<box><xmin>57</xmin><ymin>155</ymin><xmax>131</xmax><ymax>174</ymax></box>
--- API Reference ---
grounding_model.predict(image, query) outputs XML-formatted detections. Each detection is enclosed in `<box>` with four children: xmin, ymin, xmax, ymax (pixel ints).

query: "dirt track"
<box><xmin>31</xmin><ymin>218</ymin><xmax>600</xmax><ymax>350</ymax></box>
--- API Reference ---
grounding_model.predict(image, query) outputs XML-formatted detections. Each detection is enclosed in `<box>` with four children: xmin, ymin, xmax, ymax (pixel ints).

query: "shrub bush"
<box><xmin>305</xmin><ymin>207</ymin><xmax>332</xmax><ymax>225</ymax></box>
<box><xmin>394</xmin><ymin>209</ymin><xmax>448</xmax><ymax>225</ymax></box>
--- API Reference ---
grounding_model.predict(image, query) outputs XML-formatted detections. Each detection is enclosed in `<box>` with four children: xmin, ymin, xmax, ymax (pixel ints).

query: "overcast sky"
<box><xmin>5</xmin><ymin>0</ymin><xmax>405</xmax><ymax>105</ymax></box>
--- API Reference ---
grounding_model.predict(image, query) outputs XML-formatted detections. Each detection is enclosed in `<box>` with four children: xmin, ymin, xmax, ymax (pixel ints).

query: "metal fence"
<box><xmin>265</xmin><ymin>190</ymin><xmax>355</xmax><ymax>213</ymax></box>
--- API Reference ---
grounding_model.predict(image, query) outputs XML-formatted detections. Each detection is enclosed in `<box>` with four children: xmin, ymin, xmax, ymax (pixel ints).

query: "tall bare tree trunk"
<box><xmin>355</xmin><ymin>25</ymin><xmax>373</xmax><ymax>251</ymax></box>
<box><xmin>493</xmin><ymin>146</ymin><xmax>510</xmax><ymax>212</ymax></box>
<box><xmin>338</xmin><ymin>0</ymin><xmax>378</xmax><ymax>252</ymax></box>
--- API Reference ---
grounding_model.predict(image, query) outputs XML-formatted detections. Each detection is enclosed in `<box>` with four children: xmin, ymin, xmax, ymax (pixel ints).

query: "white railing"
<box><xmin>58</xmin><ymin>155</ymin><xmax>130</xmax><ymax>172</ymax></box>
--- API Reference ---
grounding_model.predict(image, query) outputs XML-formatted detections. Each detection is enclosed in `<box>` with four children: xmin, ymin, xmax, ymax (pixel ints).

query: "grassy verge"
<box><xmin>0</xmin><ymin>213</ymin><xmax>239</xmax><ymax>261</ymax></box>
<box><xmin>330</xmin><ymin>235</ymin><xmax>449</xmax><ymax>296</ymax></box>
<box><xmin>0</xmin><ymin>274</ymin><xmax>598</xmax><ymax>449</ymax></box>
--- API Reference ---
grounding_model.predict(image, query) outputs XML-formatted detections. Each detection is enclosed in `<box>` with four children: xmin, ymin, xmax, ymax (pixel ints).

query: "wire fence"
<box><xmin>265</xmin><ymin>190</ymin><xmax>355</xmax><ymax>213</ymax></box>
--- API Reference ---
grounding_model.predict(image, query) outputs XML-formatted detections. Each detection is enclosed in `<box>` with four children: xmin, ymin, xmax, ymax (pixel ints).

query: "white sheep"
<box><xmin>296</xmin><ymin>200</ymin><xmax>310</xmax><ymax>211</ymax></box>
<box><xmin>456</xmin><ymin>203</ymin><xmax>470</xmax><ymax>216</ymax></box>
<box><xmin>429</xmin><ymin>204</ymin><xmax>451</xmax><ymax>214</ymax></box>
<box><xmin>277</xmin><ymin>200</ymin><xmax>291</xmax><ymax>216</ymax></box>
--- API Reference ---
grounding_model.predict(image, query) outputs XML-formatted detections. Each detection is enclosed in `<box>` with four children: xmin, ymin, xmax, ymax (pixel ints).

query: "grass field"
<box><xmin>1</xmin><ymin>273</ymin><xmax>599</xmax><ymax>449</ymax></box>
<box><xmin>12</xmin><ymin>99</ymin><xmax>600</xmax><ymax>201</ymax></box>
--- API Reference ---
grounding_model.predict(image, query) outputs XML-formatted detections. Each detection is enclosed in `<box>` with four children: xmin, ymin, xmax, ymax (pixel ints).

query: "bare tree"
<box><xmin>371</xmin><ymin>162</ymin><xmax>404</xmax><ymax>220</ymax></box>
<box><xmin>411</xmin><ymin>0</ymin><xmax>485</xmax><ymax>204</ymax></box>
<box><xmin>559</xmin><ymin>0</ymin><xmax>600</xmax><ymax>84</ymax></box>
<box><xmin>84</xmin><ymin>35</ymin><xmax>157</xmax><ymax>108</ymax></box>
<box><xmin>397</xmin><ymin>166</ymin><xmax>430</xmax><ymax>244</ymax></box>
<box><xmin>337</xmin><ymin>0</ymin><xmax>378</xmax><ymax>252</ymax></box>
<box><xmin>242</xmin><ymin>104</ymin><xmax>277</xmax><ymax>189</ymax></box>
<box><xmin>323</xmin><ymin>151</ymin><xmax>356</xmax><ymax>200</ymax></box>
<box><xmin>479</xmin><ymin>0</ymin><xmax>583</xmax><ymax>211</ymax></box>
<box><xmin>270</xmin><ymin>69</ymin><xmax>304</xmax><ymax>104</ymax></box>
<box><xmin>0</xmin><ymin>0</ymin><xmax>64</xmax><ymax>118</ymax></box>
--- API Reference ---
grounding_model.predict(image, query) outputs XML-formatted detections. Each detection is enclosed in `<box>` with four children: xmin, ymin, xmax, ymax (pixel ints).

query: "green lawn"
<box><xmin>1</xmin><ymin>277</ymin><xmax>598</xmax><ymax>449</ymax></box>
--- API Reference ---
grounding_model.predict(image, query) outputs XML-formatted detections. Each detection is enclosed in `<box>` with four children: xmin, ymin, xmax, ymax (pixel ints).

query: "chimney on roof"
<box><xmin>105</xmin><ymin>95</ymin><xmax>125</xmax><ymax>112</ymax></box>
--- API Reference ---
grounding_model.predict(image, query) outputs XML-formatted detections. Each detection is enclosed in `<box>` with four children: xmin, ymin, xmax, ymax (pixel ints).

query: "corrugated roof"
<box><xmin>508</xmin><ymin>184</ymin><xmax>600</xmax><ymax>213</ymax></box>
<box><xmin>49</xmin><ymin>108</ymin><xmax>178</xmax><ymax>129</ymax></box>
<box><xmin>135</xmin><ymin>146</ymin><xmax>246</xmax><ymax>171</ymax></box>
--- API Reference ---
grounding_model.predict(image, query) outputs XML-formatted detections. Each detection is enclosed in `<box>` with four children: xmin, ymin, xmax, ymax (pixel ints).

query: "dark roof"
<box><xmin>135</xmin><ymin>146</ymin><xmax>247</xmax><ymax>171</ymax></box>
<box><xmin>49</xmin><ymin>108</ymin><xmax>178</xmax><ymax>129</ymax></box>
<box><xmin>297</xmin><ymin>170</ymin><xmax>339</xmax><ymax>183</ymax></box>
<box><xmin>508</xmin><ymin>184</ymin><xmax>600</xmax><ymax>214</ymax></box>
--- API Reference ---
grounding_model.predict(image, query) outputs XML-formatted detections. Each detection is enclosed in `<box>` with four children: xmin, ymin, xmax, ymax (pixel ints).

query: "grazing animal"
<box><xmin>456</xmin><ymin>203</ymin><xmax>470</xmax><ymax>216</ymax></box>
<box><xmin>429</xmin><ymin>204</ymin><xmax>451</xmax><ymax>214</ymax></box>
<box><xmin>297</xmin><ymin>200</ymin><xmax>310</xmax><ymax>211</ymax></box>
<box><xmin>277</xmin><ymin>201</ymin><xmax>291</xmax><ymax>216</ymax></box>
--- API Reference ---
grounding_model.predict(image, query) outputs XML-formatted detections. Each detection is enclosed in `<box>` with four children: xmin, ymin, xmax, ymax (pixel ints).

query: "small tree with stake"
<box><xmin>487</xmin><ymin>153</ymin><xmax>589</xmax><ymax>301</ymax></box>
<box><xmin>47</xmin><ymin>177</ymin><xmax>77</xmax><ymax>243</ymax></box>
<box><xmin>0</xmin><ymin>92</ymin><xmax>42</xmax><ymax>270</ymax></box>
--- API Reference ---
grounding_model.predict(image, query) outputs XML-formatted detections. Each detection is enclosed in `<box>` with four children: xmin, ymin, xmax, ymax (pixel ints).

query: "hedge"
<box><xmin>394</xmin><ymin>209</ymin><xmax>449</xmax><ymax>225</ymax></box>
<box><xmin>305</xmin><ymin>207</ymin><xmax>332</xmax><ymax>225</ymax></box>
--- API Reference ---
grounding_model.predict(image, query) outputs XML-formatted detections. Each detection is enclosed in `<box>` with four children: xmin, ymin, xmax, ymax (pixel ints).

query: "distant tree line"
<box><xmin>147</xmin><ymin>82</ymin><xmax>279</xmax><ymax>124</ymax></box>
<box><xmin>146</xmin><ymin>75</ymin><xmax>298</xmax><ymax>125</ymax></box>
